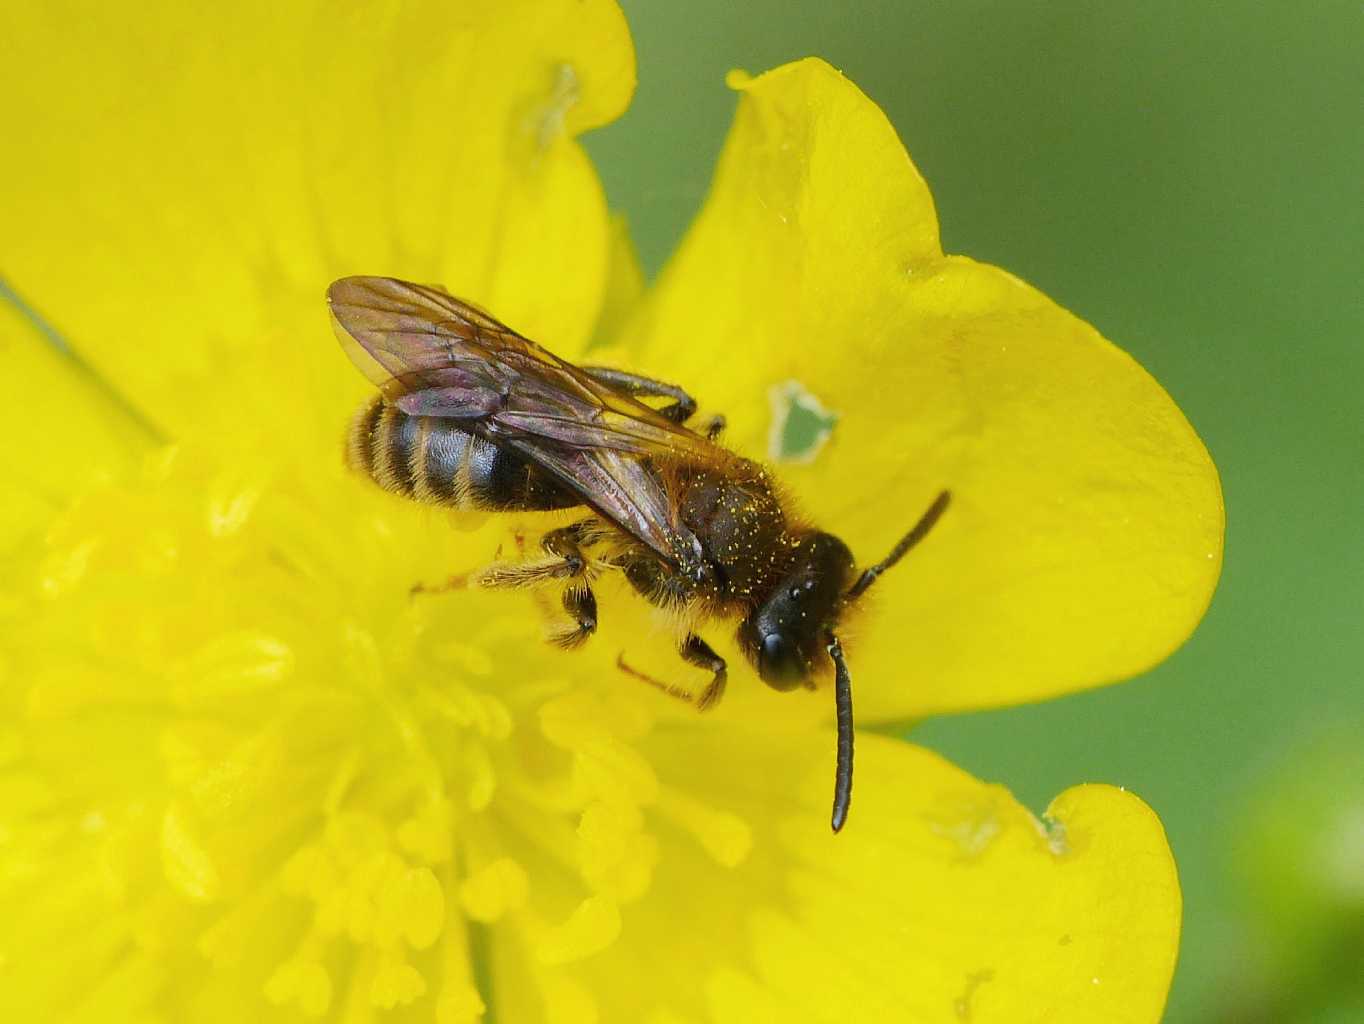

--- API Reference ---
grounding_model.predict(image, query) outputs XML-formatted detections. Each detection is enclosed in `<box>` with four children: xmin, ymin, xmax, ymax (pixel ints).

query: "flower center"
<box><xmin>8</xmin><ymin>441</ymin><xmax>753</xmax><ymax>1019</ymax></box>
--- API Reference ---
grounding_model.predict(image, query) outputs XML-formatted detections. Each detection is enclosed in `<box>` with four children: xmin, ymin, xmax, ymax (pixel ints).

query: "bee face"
<box><xmin>738</xmin><ymin>532</ymin><xmax>855</xmax><ymax>690</ymax></box>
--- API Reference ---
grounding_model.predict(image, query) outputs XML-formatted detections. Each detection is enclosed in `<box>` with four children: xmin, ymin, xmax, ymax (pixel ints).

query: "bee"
<box><xmin>330</xmin><ymin>276</ymin><xmax>949</xmax><ymax>831</ymax></box>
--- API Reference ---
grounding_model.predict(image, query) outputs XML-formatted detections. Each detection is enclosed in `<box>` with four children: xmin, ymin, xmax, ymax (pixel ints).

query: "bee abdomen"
<box><xmin>347</xmin><ymin>397</ymin><xmax>429</xmax><ymax>500</ymax></box>
<box><xmin>345</xmin><ymin>396</ymin><xmax>577</xmax><ymax>512</ymax></box>
<box><xmin>345</xmin><ymin>396</ymin><xmax>389</xmax><ymax>483</ymax></box>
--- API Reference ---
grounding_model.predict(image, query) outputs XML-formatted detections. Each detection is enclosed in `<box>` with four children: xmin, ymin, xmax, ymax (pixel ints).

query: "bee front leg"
<box><xmin>679</xmin><ymin>634</ymin><xmax>728</xmax><ymax>710</ymax></box>
<box><xmin>616</xmin><ymin>633</ymin><xmax>727</xmax><ymax>711</ymax></box>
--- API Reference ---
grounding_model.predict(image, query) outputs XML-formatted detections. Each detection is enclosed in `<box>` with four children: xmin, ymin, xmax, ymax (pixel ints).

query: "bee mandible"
<box><xmin>330</xmin><ymin>276</ymin><xmax>949</xmax><ymax>831</ymax></box>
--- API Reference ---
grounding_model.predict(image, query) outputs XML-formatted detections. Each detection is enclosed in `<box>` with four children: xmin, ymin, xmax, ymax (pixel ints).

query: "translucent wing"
<box><xmin>328</xmin><ymin>276</ymin><xmax>714</xmax><ymax>568</ymax></box>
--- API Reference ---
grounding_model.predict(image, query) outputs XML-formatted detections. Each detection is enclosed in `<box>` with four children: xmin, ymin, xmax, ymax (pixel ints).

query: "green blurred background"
<box><xmin>585</xmin><ymin>2</ymin><xmax>1364</xmax><ymax>1021</ymax></box>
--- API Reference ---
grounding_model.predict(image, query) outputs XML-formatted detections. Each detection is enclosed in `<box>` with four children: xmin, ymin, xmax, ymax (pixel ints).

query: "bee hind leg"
<box><xmin>540</xmin><ymin>522</ymin><xmax>591</xmax><ymax>576</ymax></box>
<box><xmin>410</xmin><ymin>572</ymin><xmax>471</xmax><ymax>597</ymax></box>
<box><xmin>476</xmin><ymin>519</ymin><xmax>595</xmax><ymax>589</ymax></box>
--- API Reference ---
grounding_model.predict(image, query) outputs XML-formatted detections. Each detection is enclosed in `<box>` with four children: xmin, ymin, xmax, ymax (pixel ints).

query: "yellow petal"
<box><xmin>569</xmin><ymin>729</ymin><xmax>1178</xmax><ymax>1023</ymax></box>
<box><xmin>1</xmin><ymin>0</ymin><xmax>634</xmax><ymax>434</ymax></box>
<box><xmin>627</xmin><ymin>59</ymin><xmax>1223</xmax><ymax>719</ymax></box>
<box><xmin>590</xmin><ymin>213</ymin><xmax>648</xmax><ymax>349</ymax></box>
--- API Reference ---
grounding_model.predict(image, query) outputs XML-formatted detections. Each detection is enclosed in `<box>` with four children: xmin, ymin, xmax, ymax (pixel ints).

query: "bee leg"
<box><xmin>540</xmin><ymin>522</ymin><xmax>591</xmax><ymax>577</ymax></box>
<box><xmin>547</xmin><ymin>582</ymin><xmax>598</xmax><ymax>649</ymax></box>
<box><xmin>579</xmin><ymin>366</ymin><xmax>699</xmax><ymax>424</ymax></box>
<box><xmin>703</xmin><ymin>414</ymin><xmax>726</xmax><ymax>440</ymax></box>
<box><xmin>679</xmin><ymin>634</ymin><xmax>728</xmax><ymax>710</ymax></box>
<box><xmin>477</xmin><ymin>519</ymin><xmax>596</xmax><ymax>589</ymax></box>
<box><xmin>615</xmin><ymin>634</ymin><xmax>728</xmax><ymax>711</ymax></box>
<box><xmin>410</xmin><ymin>572</ymin><xmax>471</xmax><ymax>597</ymax></box>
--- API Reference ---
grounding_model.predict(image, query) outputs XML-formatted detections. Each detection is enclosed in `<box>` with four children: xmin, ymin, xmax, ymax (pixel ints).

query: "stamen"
<box><xmin>464</xmin><ymin>741</ymin><xmax>497</xmax><ymax>811</ymax></box>
<box><xmin>371</xmin><ymin>951</ymin><xmax>427</xmax><ymax>1009</ymax></box>
<box><xmin>397</xmin><ymin>798</ymin><xmax>454</xmax><ymax>864</ymax></box>
<box><xmin>577</xmin><ymin>800</ymin><xmax>659</xmax><ymax>901</ymax></box>
<box><xmin>372</xmin><ymin>861</ymin><xmax>445</xmax><ymax>949</ymax></box>
<box><xmin>265</xmin><ymin>958</ymin><xmax>333</xmax><ymax>1017</ymax></box>
<box><xmin>420</xmin><ymin>682</ymin><xmax>513</xmax><ymax>740</ymax></box>
<box><xmin>174</xmin><ymin>630</ymin><xmax>294</xmax><ymax>701</ymax></box>
<box><xmin>536</xmin><ymin>895</ymin><xmax>621</xmax><ymax>965</ymax></box>
<box><xmin>160</xmin><ymin>802</ymin><xmax>220</xmax><ymax>903</ymax></box>
<box><xmin>322</xmin><ymin>746</ymin><xmax>363</xmax><ymax>815</ymax></box>
<box><xmin>537</xmin><ymin>974</ymin><xmax>598</xmax><ymax>1024</ymax></box>
<box><xmin>282</xmin><ymin>842</ymin><xmax>339</xmax><ymax>904</ymax></box>
<box><xmin>434</xmin><ymin>641</ymin><xmax>495</xmax><ymax>677</ymax></box>
<box><xmin>658</xmin><ymin>787</ymin><xmax>753</xmax><ymax>868</ymax></box>
<box><xmin>434</xmin><ymin>879</ymin><xmax>485</xmax><ymax>1023</ymax></box>
<box><xmin>459</xmin><ymin>857</ymin><xmax>530</xmax><ymax>923</ymax></box>
<box><xmin>539</xmin><ymin>693</ymin><xmax>660</xmax><ymax>807</ymax></box>
<box><xmin>199</xmin><ymin>884</ymin><xmax>280</xmax><ymax>968</ymax></box>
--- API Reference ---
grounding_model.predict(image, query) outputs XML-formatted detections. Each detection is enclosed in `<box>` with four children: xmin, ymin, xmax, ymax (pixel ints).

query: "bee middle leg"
<box><xmin>547</xmin><ymin>582</ymin><xmax>598</xmax><ymax>649</ymax></box>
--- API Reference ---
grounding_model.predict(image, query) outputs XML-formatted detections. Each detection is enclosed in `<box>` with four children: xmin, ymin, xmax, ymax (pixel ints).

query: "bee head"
<box><xmin>737</xmin><ymin>532</ymin><xmax>854</xmax><ymax>690</ymax></box>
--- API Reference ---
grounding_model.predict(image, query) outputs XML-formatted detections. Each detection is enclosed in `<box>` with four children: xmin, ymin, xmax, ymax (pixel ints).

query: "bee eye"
<box><xmin>757</xmin><ymin>633</ymin><xmax>806</xmax><ymax>690</ymax></box>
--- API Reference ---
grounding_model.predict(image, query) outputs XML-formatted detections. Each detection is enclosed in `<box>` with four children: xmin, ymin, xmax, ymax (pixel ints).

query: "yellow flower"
<box><xmin>0</xmin><ymin>3</ymin><xmax>1221</xmax><ymax>1023</ymax></box>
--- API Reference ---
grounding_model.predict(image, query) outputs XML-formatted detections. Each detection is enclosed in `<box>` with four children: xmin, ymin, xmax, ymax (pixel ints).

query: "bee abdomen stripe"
<box><xmin>345</xmin><ymin>399</ymin><xmax>578</xmax><ymax>513</ymax></box>
<box><xmin>379</xmin><ymin>407</ymin><xmax>420</xmax><ymax>496</ymax></box>
<box><xmin>347</xmin><ymin>396</ymin><xmax>385</xmax><ymax>478</ymax></box>
<box><xmin>423</xmin><ymin>422</ymin><xmax>473</xmax><ymax>506</ymax></box>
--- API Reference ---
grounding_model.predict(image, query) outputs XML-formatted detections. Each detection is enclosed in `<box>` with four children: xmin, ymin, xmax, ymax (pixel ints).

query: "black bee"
<box><xmin>331</xmin><ymin>276</ymin><xmax>949</xmax><ymax>831</ymax></box>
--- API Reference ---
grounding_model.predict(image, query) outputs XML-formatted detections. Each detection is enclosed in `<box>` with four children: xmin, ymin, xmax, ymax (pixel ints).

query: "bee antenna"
<box><xmin>847</xmin><ymin>490</ymin><xmax>951</xmax><ymax>600</ymax></box>
<box><xmin>826</xmin><ymin>634</ymin><xmax>854</xmax><ymax>833</ymax></box>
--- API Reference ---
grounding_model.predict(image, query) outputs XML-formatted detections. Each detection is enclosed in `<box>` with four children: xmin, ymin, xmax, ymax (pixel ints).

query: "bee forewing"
<box><xmin>327</xmin><ymin>275</ymin><xmax>718</xmax><ymax>570</ymax></box>
<box><xmin>328</xmin><ymin>276</ymin><xmax>513</xmax><ymax>404</ymax></box>
<box><xmin>328</xmin><ymin>305</ymin><xmax>404</xmax><ymax>396</ymax></box>
<box><xmin>394</xmin><ymin>386</ymin><xmax>505</xmax><ymax>419</ymax></box>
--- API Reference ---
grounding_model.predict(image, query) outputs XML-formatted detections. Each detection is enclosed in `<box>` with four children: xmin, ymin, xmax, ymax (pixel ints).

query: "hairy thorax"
<box><xmin>669</xmin><ymin>458</ymin><xmax>803</xmax><ymax>608</ymax></box>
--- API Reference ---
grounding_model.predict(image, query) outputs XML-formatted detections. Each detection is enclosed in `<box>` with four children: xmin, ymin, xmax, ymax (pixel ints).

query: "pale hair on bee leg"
<box><xmin>476</xmin><ymin>558</ymin><xmax>576</xmax><ymax>589</ymax></box>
